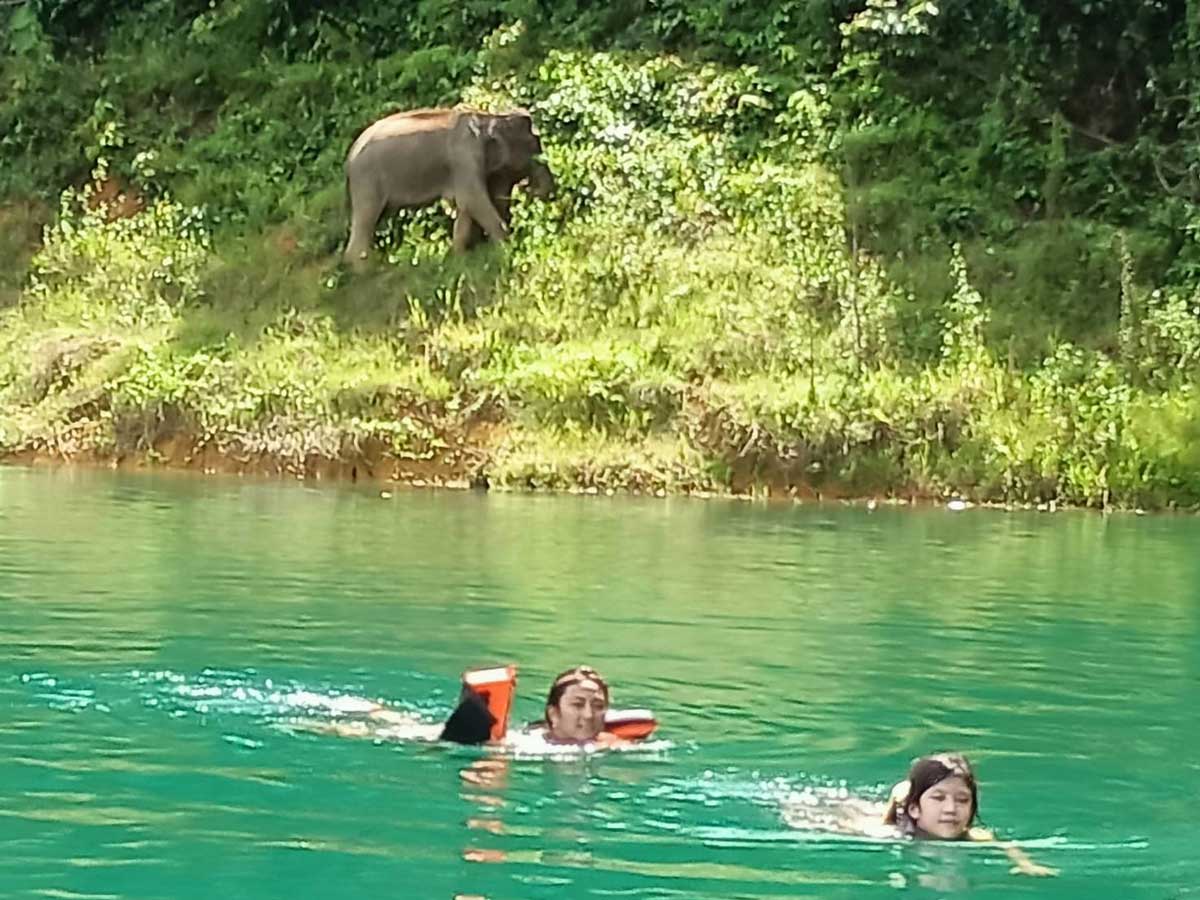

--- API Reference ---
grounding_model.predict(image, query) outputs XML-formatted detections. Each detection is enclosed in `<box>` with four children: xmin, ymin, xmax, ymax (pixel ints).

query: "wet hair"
<box><xmin>543</xmin><ymin>665</ymin><xmax>610</xmax><ymax>720</ymax></box>
<box><xmin>894</xmin><ymin>753</ymin><xmax>980</xmax><ymax>837</ymax></box>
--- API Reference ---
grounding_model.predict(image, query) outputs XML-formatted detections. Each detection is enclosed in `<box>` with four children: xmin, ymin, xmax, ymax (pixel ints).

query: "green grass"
<box><xmin>4</xmin><ymin>7</ymin><xmax>1200</xmax><ymax>508</ymax></box>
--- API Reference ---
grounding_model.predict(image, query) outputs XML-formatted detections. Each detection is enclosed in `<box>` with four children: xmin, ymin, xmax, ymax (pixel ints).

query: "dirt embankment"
<box><xmin>5</xmin><ymin>412</ymin><xmax>504</xmax><ymax>489</ymax></box>
<box><xmin>144</xmin><ymin>421</ymin><xmax>501</xmax><ymax>487</ymax></box>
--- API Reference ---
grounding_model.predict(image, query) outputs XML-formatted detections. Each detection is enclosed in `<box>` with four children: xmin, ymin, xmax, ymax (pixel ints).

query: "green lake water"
<box><xmin>2</xmin><ymin>465</ymin><xmax>1197</xmax><ymax>899</ymax></box>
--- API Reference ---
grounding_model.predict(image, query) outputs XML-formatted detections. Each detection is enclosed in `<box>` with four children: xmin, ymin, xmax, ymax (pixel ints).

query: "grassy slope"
<box><xmin>3</xmin><ymin>4</ymin><xmax>1200</xmax><ymax>508</ymax></box>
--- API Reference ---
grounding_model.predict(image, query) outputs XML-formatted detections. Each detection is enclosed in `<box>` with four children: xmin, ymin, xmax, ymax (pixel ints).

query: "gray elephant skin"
<box><xmin>343</xmin><ymin>106</ymin><xmax>554</xmax><ymax>263</ymax></box>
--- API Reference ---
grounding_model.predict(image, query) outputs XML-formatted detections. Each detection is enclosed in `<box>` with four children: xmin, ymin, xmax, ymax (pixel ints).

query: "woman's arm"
<box><xmin>595</xmin><ymin>731</ymin><xmax>633</xmax><ymax>749</ymax></box>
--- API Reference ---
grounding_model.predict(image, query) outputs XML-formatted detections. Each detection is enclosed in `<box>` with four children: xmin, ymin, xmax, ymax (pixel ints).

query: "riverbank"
<box><xmin>1</xmin><ymin>361</ymin><xmax>1192</xmax><ymax>513</ymax></box>
<box><xmin>4</xmin><ymin>437</ymin><xmax>1164</xmax><ymax>518</ymax></box>
<box><xmin>4</xmin><ymin>181</ymin><xmax>1200</xmax><ymax>511</ymax></box>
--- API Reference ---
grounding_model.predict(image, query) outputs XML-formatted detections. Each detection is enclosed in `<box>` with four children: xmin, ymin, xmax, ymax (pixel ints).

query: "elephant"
<box><xmin>343</xmin><ymin>106</ymin><xmax>554</xmax><ymax>264</ymax></box>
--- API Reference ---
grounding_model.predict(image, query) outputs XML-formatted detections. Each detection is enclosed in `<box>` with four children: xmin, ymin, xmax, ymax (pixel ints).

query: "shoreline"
<box><xmin>1</xmin><ymin>439</ymin><xmax>1173</xmax><ymax>516</ymax></box>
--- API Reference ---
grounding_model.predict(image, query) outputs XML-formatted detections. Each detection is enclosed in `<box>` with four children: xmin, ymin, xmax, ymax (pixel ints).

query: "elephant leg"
<box><xmin>453</xmin><ymin>179</ymin><xmax>507</xmax><ymax>253</ymax></box>
<box><xmin>493</xmin><ymin>194</ymin><xmax>513</xmax><ymax>229</ymax></box>
<box><xmin>453</xmin><ymin>209</ymin><xmax>482</xmax><ymax>253</ymax></box>
<box><xmin>458</xmin><ymin>178</ymin><xmax>514</xmax><ymax>252</ymax></box>
<box><xmin>344</xmin><ymin>188</ymin><xmax>386</xmax><ymax>266</ymax></box>
<box><xmin>453</xmin><ymin>192</ymin><xmax>511</xmax><ymax>253</ymax></box>
<box><xmin>486</xmin><ymin>172</ymin><xmax>516</xmax><ymax>229</ymax></box>
<box><xmin>456</xmin><ymin>206</ymin><xmax>507</xmax><ymax>252</ymax></box>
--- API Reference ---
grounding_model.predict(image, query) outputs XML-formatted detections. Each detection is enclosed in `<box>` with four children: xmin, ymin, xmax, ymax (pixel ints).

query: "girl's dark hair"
<box><xmin>899</xmin><ymin>753</ymin><xmax>979</xmax><ymax>834</ymax></box>
<box><xmin>544</xmin><ymin>665</ymin><xmax>610</xmax><ymax>718</ymax></box>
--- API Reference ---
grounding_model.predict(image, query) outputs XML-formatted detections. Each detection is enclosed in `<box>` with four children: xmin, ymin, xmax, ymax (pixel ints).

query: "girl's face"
<box><xmin>908</xmin><ymin>774</ymin><xmax>974</xmax><ymax>839</ymax></box>
<box><xmin>546</xmin><ymin>680</ymin><xmax>608</xmax><ymax>742</ymax></box>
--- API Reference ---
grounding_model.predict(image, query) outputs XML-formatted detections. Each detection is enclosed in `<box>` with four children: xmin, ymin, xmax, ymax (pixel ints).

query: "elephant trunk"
<box><xmin>525</xmin><ymin>158</ymin><xmax>556</xmax><ymax>200</ymax></box>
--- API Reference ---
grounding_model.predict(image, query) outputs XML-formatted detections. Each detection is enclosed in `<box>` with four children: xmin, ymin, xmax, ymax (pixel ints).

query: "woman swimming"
<box><xmin>303</xmin><ymin>663</ymin><xmax>656</xmax><ymax>749</ymax></box>
<box><xmin>463</xmin><ymin>664</ymin><xmax>653</xmax><ymax>748</ymax></box>
<box><xmin>881</xmin><ymin>753</ymin><xmax>1058</xmax><ymax>876</ymax></box>
<box><xmin>524</xmin><ymin>665</ymin><xmax>628</xmax><ymax>746</ymax></box>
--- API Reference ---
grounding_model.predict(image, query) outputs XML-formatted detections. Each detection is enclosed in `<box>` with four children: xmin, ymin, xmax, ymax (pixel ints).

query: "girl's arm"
<box><xmin>968</xmin><ymin>827</ymin><xmax>1059</xmax><ymax>877</ymax></box>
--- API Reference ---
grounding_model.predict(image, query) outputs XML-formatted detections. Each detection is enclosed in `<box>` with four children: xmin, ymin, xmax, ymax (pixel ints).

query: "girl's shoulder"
<box><xmin>967</xmin><ymin>826</ymin><xmax>997</xmax><ymax>842</ymax></box>
<box><xmin>882</xmin><ymin>779</ymin><xmax>909</xmax><ymax>825</ymax></box>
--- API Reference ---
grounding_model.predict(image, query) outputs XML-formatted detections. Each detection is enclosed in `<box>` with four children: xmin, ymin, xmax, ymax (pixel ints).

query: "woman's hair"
<box><xmin>891</xmin><ymin>753</ymin><xmax>980</xmax><ymax>834</ymax></box>
<box><xmin>543</xmin><ymin>665</ymin><xmax>610</xmax><ymax>719</ymax></box>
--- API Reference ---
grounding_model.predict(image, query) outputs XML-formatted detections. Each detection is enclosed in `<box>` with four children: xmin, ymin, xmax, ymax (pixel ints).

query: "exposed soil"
<box><xmin>139</xmin><ymin>422</ymin><xmax>499</xmax><ymax>488</ymax></box>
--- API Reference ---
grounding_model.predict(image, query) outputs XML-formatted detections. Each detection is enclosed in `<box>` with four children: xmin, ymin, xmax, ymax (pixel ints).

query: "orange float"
<box><xmin>603</xmin><ymin>708</ymin><xmax>659</xmax><ymax>741</ymax></box>
<box><xmin>462</xmin><ymin>665</ymin><xmax>518</xmax><ymax>741</ymax></box>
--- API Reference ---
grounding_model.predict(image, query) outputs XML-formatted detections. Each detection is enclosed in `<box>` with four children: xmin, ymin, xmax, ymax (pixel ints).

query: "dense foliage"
<box><xmin>3</xmin><ymin>0</ymin><xmax>1200</xmax><ymax>507</ymax></box>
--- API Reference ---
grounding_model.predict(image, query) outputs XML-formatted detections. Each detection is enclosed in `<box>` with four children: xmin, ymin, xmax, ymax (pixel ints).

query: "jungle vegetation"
<box><xmin>3</xmin><ymin>0</ymin><xmax>1200</xmax><ymax>507</ymax></box>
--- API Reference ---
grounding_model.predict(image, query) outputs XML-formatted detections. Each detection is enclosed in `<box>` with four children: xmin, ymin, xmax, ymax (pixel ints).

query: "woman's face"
<box><xmin>546</xmin><ymin>679</ymin><xmax>608</xmax><ymax>742</ymax></box>
<box><xmin>908</xmin><ymin>774</ymin><xmax>974</xmax><ymax>839</ymax></box>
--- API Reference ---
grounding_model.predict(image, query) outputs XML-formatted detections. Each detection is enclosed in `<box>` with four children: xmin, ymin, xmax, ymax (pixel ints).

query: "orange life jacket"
<box><xmin>460</xmin><ymin>665</ymin><xmax>658</xmax><ymax>743</ymax></box>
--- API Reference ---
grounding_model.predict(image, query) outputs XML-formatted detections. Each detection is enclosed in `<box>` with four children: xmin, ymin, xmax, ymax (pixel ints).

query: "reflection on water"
<box><xmin>1</xmin><ymin>465</ymin><xmax>1199</xmax><ymax>899</ymax></box>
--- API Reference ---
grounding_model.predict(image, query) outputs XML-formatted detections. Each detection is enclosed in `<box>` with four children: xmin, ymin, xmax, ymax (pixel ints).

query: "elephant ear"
<box><xmin>480</xmin><ymin>116</ymin><xmax>507</xmax><ymax>171</ymax></box>
<box><xmin>480</xmin><ymin>114</ymin><xmax>516</xmax><ymax>170</ymax></box>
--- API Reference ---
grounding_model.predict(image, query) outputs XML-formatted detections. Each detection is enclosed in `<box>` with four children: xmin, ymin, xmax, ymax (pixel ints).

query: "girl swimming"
<box><xmin>882</xmin><ymin>753</ymin><xmax>1058</xmax><ymax>877</ymax></box>
<box><xmin>781</xmin><ymin>752</ymin><xmax>1056</xmax><ymax>876</ymax></box>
